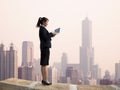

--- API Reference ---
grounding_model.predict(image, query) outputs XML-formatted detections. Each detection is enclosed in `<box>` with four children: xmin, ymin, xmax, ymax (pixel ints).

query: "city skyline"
<box><xmin>0</xmin><ymin>42</ymin><xmax>120</xmax><ymax>85</ymax></box>
<box><xmin>0</xmin><ymin>0</ymin><xmax>120</xmax><ymax>76</ymax></box>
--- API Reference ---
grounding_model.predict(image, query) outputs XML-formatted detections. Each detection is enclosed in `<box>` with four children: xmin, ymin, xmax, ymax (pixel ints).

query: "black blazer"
<box><xmin>39</xmin><ymin>26</ymin><xmax>54</xmax><ymax>48</ymax></box>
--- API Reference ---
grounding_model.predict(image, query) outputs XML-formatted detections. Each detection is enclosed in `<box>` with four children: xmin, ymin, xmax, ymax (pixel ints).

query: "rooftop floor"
<box><xmin>0</xmin><ymin>78</ymin><xmax>118</xmax><ymax>90</ymax></box>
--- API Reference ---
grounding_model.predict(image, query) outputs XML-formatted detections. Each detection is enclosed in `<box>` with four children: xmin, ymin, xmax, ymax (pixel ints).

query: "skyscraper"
<box><xmin>18</xmin><ymin>41</ymin><xmax>35</xmax><ymax>81</ymax></box>
<box><xmin>18</xmin><ymin>66</ymin><xmax>35</xmax><ymax>81</ymax></box>
<box><xmin>0</xmin><ymin>44</ymin><xmax>6</xmax><ymax>80</ymax></box>
<box><xmin>91</xmin><ymin>65</ymin><xmax>101</xmax><ymax>84</ymax></box>
<box><xmin>103</xmin><ymin>70</ymin><xmax>111</xmax><ymax>80</ymax></box>
<box><xmin>61</xmin><ymin>53</ymin><xmax>68</xmax><ymax>77</ymax></box>
<box><xmin>48</xmin><ymin>66</ymin><xmax>58</xmax><ymax>83</ymax></box>
<box><xmin>33</xmin><ymin>59</ymin><xmax>41</xmax><ymax>81</ymax></box>
<box><xmin>80</xmin><ymin>17</ymin><xmax>94</xmax><ymax>84</ymax></box>
<box><xmin>66</xmin><ymin>67</ymin><xmax>78</xmax><ymax>84</ymax></box>
<box><xmin>7</xmin><ymin>43</ymin><xmax>18</xmax><ymax>78</ymax></box>
<box><xmin>115</xmin><ymin>61</ymin><xmax>120</xmax><ymax>82</ymax></box>
<box><xmin>22</xmin><ymin>41</ymin><xmax>34</xmax><ymax>66</ymax></box>
<box><xmin>0</xmin><ymin>43</ymin><xmax>18</xmax><ymax>80</ymax></box>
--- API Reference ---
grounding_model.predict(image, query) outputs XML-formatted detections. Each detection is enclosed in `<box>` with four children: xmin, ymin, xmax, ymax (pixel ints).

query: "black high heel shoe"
<box><xmin>42</xmin><ymin>80</ymin><xmax>52</xmax><ymax>85</ymax></box>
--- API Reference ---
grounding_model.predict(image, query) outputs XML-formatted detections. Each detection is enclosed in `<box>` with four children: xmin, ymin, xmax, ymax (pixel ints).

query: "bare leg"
<box><xmin>45</xmin><ymin>66</ymin><xmax>48</xmax><ymax>82</ymax></box>
<box><xmin>41</xmin><ymin>66</ymin><xmax>45</xmax><ymax>81</ymax></box>
<box><xmin>41</xmin><ymin>65</ymin><xmax>48</xmax><ymax>82</ymax></box>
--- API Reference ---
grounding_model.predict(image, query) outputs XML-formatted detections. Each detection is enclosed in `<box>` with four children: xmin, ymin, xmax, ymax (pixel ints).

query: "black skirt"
<box><xmin>40</xmin><ymin>48</ymin><xmax>50</xmax><ymax>66</ymax></box>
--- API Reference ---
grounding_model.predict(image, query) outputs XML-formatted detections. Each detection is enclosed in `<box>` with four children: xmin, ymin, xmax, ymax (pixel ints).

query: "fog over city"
<box><xmin>0</xmin><ymin>0</ymin><xmax>120</xmax><ymax>76</ymax></box>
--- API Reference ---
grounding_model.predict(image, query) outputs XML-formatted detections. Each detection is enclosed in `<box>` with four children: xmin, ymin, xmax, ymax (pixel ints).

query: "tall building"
<box><xmin>115</xmin><ymin>61</ymin><xmax>120</xmax><ymax>82</ymax></box>
<box><xmin>100</xmin><ymin>70</ymin><xmax>113</xmax><ymax>85</ymax></box>
<box><xmin>0</xmin><ymin>44</ymin><xmax>6</xmax><ymax>80</ymax></box>
<box><xmin>66</xmin><ymin>67</ymin><xmax>78</xmax><ymax>84</ymax></box>
<box><xmin>80</xmin><ymin>17</ymin><xmax>94</xmax><ymax>84</ymax></box>
<box><xmin>0</xmin><ymin>43</ymin><xmax>18</xmax><ymax>80</ymax></box>
<box><xmin>33</xmin><ymin>59</ymin><xmax>40</xmax><ymax>76</ymax></box>
<box><xmin>6</xmin><ymin>43</ymin><xmax>18</xmax><ymax>78</ymax></box>
<box><xmin>61</xmin><ymin>53</ymin><xmax>68</xmax><ymax>77</ymax></box>
<box><xmin>18</xmin><ymin>66</ymin><xmax>35</xmax><ymax>81</ymax></box>
<box><xmin>53</xmin><ymin>62</ymin><xmax>61</xmax><ymax>82</ymax></box>
<box><xmin>103</xmin><ymin>70</ymin><xmax>111</xmax><ymax>80</ymax></box>
<box><xmin>48</xmin><ymin>66</ymin><xmax>58</xmax><ymax>83</ymax></box>
<box><xmin>66</xmin><ymin>67</ymin><xmax>73</xmax><ymax>84</ymax></box>
<box><xmin>18</xmin><ymin>41</ymin><xmax>35</xmax><ymax>81</ymax></box>
<box><xmin>91</xmin><ymin>65</ymin><xmax>101</xmax><ymax>84</ymax></box>
<box><xmin>18</xmin><ymin>66</ymin><xmax>24</xmax><ymax>79</ymax></box>
<box><xmin>33</xmin><ymin>59</ymin><xmax>41</xmax><ymax>81</ymax></box>
<box><xmin>22</xmin><ymin>41</ymin><xmax>34</xmax><ymax>66</ymax></box>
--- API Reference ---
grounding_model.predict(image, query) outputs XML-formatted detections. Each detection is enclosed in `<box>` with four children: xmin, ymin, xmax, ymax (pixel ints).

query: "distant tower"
<box><xmin>18</xmin><ymin>66</ymin><xmax>35</xmax><ymax>81</ymax></box>
<box><xmin>80</xmin><ymin>17</ymin><xmax>94</xmax><ymax>84</ymax></box>
<box><xmin>115</xmin><ymin>61</ymin><xmax>120</xmax><ymax>82</ymax></box>
<box><xmin>0</xmin><ymin>43</ymin><xmax>6</xmax><ymax>80</ymax></box>
<box><xmin>22</xmin><ymin>41</ymin><xmax>34</xmax><ymax>66</ymax></box>
<box><xmin>19</xmin><ymin>41</ymin><xmax>35</xmax><ymax>81</ymax></box>
<box><xmin>103</xmin><ymin>70</ymin><xmax>111</xmax><ymax>80</ymax></box>
<box><xmin>91</xmin><ymin>65</ymin><xmax>101</xmax><ymax>84</ymax></box>
<box><xmin>48</xmin><ymin>66</ymin><xmax>58</xmax><ymax>83</ymax></box>
<box><xmin>66</xmin><ymin>67</ymin><xmax>78</xmax><ymax>84</ymax></box>
<box><xmin>61</xmin><ymin>53</ymin><xmax>68</xmax><ymax>77</ymax></box>
<box><xmin>8</xmin><ymin>43</ymin><xmax>18</xmax><ymax>78</ymax></box>
<box><xmin>0</xmin><ymin>43</ymin><xmax>18</xmax><ymax>80</ymax></box>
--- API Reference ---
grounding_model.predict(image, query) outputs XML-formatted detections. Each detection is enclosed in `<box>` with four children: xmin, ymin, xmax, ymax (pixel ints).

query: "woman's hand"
<box><xmin>52</xmin><ymin>33</ymin><xmax>56</xmax><ymax>37</ymax></box>
<box><xmin>50</xmin><ymin>32</ymin><xmax>56</xmax><ymax>37</ymax></box>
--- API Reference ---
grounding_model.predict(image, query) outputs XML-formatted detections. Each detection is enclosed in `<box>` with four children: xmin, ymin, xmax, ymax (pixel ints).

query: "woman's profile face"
<box><xmin>43</xmin><ymin>20</ymin><xmax>49</xmax><ymax>27</ymax></box>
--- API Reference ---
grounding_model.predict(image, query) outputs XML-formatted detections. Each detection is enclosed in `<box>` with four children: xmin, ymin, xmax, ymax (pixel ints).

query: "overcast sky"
<box><xmin>0</xmin><ymin>0</ymin><xmax>120</xmax><ymax>76</ymax></box>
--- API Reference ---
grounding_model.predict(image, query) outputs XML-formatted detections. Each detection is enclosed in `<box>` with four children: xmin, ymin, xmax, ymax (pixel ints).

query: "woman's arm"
<box><xmin>40</xmin><ymin>28</ymin><xmax>51</xmax><ymax>41</ymax></box>
<box><xmin>49</xmin><ymin>32</ymin><xmax>56</xmax><ymax>37</ymax></box>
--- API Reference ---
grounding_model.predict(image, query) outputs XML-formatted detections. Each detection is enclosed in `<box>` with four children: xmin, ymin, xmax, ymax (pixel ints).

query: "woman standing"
<box><xmin>36</xmin><ymin>17</ymin><xmax>56</xmax><ymax>85</ymax></box>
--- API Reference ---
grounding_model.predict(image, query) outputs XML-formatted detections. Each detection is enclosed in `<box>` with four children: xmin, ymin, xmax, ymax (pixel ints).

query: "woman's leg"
<box><xmin>41</xmin><ymin>66</ymin><xmax>45</xmax><ymax>81</ymax></box>
<box><xmin>41</xmin><ymin>65</ymin><xmax>48</xmax><ymax>82</ymax></box>
<box><xmin>44</xmin><ymin>66</ymin><xmax>48</xmax><ymax>82</ymax></box>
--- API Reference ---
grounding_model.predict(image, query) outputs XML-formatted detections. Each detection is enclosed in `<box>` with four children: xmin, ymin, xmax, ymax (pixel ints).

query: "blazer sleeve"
<box><xmin>49</xmin><ymin>32</ymin><xmax>55</xmax><ymax>37</ymax></box>
<box><xmin>40</xmin><ymin>28</ymin><xmax>52</xmax><ymax>41</ymax></box>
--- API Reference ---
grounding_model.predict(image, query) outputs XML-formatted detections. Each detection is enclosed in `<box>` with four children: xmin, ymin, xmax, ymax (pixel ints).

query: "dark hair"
<box><xmin>36</xmin><ymin>17</ymin><xmax>49</xmax><ymax>27</ymax></box>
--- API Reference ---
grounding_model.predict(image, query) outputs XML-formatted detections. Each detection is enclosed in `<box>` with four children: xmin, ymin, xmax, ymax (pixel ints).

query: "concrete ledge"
<box><xmin>0</xmin><ymin>78</ymin><xmax>117</xmax><ymax>90</ymax></box>
<box><xmin>77</xmin><ymin>85</ymin><xmax>115</xmax><ymax>90</ymax></box>
<box><xmin>0</xmin><ymin>78</ymin><xmax>69</xmax><ymax>90</ymax></box>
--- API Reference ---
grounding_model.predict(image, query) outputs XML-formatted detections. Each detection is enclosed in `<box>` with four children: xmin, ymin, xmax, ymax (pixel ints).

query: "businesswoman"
<box><xmin>36</xmin><ymin>17</ymin><xmax>56</xmax><ymax>85</ymax></box>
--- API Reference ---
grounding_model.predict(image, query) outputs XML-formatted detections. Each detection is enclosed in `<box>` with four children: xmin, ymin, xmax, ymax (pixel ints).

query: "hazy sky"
<box><xmin>0</xmin><ymin>0</ymin><xmax>120</xmax><ymax>76</ymax></box>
